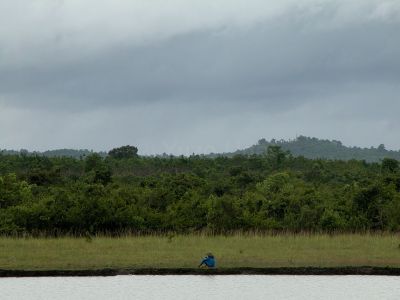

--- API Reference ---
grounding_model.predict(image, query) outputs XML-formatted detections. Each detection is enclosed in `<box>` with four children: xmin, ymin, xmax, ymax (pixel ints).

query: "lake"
<box><xmin>1</xmin><ymin>275</ymin><xmax>400</xmax><ymax>300</ymax></box>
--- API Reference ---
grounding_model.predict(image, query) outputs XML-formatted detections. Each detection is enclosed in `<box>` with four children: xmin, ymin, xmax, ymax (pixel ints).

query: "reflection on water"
<box><xmin>1</xmin><ymin>275</ymin><xmax>400</xmax><ymax>300</ymax></box>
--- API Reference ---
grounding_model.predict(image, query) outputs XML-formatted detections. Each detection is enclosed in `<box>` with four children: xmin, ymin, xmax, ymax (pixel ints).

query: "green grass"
<box><xmin>0</xmin><ymin>234</ymin><xmax>399</xmax><ymax>270</ymax></box>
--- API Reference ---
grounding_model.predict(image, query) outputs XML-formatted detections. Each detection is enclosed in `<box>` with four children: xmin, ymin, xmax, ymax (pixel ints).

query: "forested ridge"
<box><xmin>222</xmin><ymin>136</ymin><xmax>400</xmax><ymax>162</ymax></box>
<box><xmin>1</xmin><ymin>145</ymin><xmax>400</xmax><ymax>235</ymax></box>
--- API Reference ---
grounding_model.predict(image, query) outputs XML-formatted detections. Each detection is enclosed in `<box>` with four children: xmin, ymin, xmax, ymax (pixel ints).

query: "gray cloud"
<box><xmin>0</xmin><ymin>0</ymin><xmax>400</xmax><ymax>153</ymax></box>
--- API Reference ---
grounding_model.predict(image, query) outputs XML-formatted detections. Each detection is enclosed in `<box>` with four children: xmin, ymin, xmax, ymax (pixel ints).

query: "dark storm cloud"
<box><xmin>2</xmin><ymin>19</ymin><xmax>399</xmax><ymax>111</ymax></box>
<box><xmin>0</xmin><ymin>0</ymin><xmax>400</xmax><ymax>153</ymax></box>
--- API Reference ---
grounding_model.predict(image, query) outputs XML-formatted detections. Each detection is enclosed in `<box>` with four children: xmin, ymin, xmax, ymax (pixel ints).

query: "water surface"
<box><xmin>1</xmin><ymin>275</ymin><xmax>399</xmax><ymax>300</ymax></box>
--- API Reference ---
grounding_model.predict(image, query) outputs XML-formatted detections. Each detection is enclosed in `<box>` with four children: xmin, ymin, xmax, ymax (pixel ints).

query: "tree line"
<box><xmin>1</xmin><ymin>145</ymin><xmax>400</xmax><ymax>235</ymax></box>
<box><xmin>3</xmin><ymin>136</ymin><xmax>400</xmax><ymax>163</ymax></box>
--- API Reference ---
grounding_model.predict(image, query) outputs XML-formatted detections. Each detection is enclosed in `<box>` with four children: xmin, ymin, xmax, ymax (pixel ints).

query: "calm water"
<box><xmin>1</xmin><ymin>275</ymin><xmax>400</xmax><ymax>300</ymax></box>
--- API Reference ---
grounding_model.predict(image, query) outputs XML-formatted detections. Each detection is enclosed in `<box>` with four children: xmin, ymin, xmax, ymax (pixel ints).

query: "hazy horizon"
<box><xmin>1</xmin><ymin>135</ymin><xmax>398</xmax><ymax>156</ymax></box>
<box><xmin>1</xmin><ymin>0</ymin><xmax>399</xmax><ymax>155</ymax></box>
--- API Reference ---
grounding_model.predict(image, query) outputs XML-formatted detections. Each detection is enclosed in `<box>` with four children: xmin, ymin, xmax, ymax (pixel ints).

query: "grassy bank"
<box><xmin>1</xmin><ymin>234</ymin><xmax>399</xmax><ymax>270</ymax></box>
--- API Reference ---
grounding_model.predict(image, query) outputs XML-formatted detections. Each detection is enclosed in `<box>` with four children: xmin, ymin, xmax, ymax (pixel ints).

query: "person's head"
<box><xmin>207</xmin><ymin>252</ymin><xmax>214</xmax><ymax>258</ymax></box>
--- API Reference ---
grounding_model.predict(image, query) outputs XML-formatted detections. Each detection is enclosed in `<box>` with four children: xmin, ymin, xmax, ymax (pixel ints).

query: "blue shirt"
<box><xmin>200</xmin><ymin>256</ymin><xmax>216</xmax><ymax>268</ymax></box>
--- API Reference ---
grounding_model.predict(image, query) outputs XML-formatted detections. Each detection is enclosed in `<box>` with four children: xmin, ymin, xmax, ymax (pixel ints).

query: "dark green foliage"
<box><xmin>0</xmin><ymin>146</ymin><xmax>400</xmax><ymax>235</ymax></box>
<box><xmin>108</xmin><ymin>145</ymin><xmax>138</xmax><ymax>159</ymax></box>
<box><xmin>0</xmin><ymin>174</ymin><xmax>32</xmax><ymax>209</ymax></box>
<box><xmin>84</xmin><ymin>154</ymin><xmax>112</xmax><ymax>185</ymax></box>
<box><xmin>382</xmin><ymin>158</ymin><xmax>399</xmax><ymax>173</ymax></box>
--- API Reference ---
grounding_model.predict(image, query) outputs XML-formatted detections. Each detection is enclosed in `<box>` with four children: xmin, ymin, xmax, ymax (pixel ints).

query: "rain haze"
<box><xmin>0</xmin><ymin>0</ymin><xmax>399</xmax><ymax>154</ymax></box>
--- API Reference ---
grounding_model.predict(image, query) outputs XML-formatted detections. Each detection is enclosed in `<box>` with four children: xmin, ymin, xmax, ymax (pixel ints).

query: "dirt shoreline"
<box><xmin>1</xmin><ymin>267</ymin><xmax>400</xmax><ymax>277</ymax></box>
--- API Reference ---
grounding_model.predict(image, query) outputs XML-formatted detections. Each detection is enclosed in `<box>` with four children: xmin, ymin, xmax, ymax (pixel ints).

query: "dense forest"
<box><xmin>222</xmin><ymin>136</ymin><xmax>400</xmax><ymax>162</ymax></box>
<box><xmin>1</xmin><ymin>145</ymin><xmax>400</xmax><ymax>235</ymax></box>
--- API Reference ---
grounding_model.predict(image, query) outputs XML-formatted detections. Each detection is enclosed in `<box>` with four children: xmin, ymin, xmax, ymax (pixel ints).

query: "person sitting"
<box><xmin>198</xmin><ymin>253</ymin><xmax>216</xmax><ymax>268</ymax></box>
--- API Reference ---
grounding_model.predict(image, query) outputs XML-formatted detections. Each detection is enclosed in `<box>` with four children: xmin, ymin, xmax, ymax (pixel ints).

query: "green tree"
<box><xmin>84</xmin><ymin>154</ymin><xmax>112</xmax><ymax>185</ymax></box>
<box><xmin>382</xmin><ymin>158</ymin><xmax>399</xmax><ymax>173</ymax></box>
<box><xmin>108</xmin><ymin>145</ymin><xmax>138</xmax><ymax>159</ymax></box>
<box><xmin>0</xmin><ymin>174</ymin><xmax>32</xmax><ymax>208</ymax></box>
<box><xmin>265</xmin><ymin>146</ymin><xmax>290</xmax><ymax>169</ymax></box>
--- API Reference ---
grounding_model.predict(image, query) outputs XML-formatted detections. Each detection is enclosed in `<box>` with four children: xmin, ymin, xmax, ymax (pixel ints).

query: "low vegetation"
<box><xmin>1</xmin><ymin>234</ymin><xmax>399</xmax><ymax>270</ymax></box>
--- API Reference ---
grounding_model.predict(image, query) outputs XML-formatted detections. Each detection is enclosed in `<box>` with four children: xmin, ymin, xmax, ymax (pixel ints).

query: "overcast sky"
<box><xmin>0</xmin><ymin>0</ymin><xmax>399</xmax><ymax>154</ymax></box>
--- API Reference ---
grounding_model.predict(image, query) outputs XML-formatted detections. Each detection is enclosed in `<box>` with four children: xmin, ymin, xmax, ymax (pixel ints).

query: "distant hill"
<box><xmin>2</xmin><ymin>136</ymin><xmax>400</xmax><ymax>162</ymax></box>
<box><xmin>219</xmin><ymin>136</ymin><xmax>400</xmax><ymax>162</ymax></box>
<box><xmin>0</xmin><ymin>149</ymin><xmax>107</xmax><ymax>159</ymax></box>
